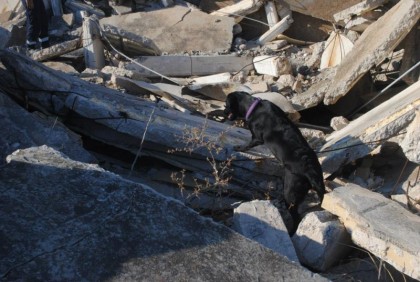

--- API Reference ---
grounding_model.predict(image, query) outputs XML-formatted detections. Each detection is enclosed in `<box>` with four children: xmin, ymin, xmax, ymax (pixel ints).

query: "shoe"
<box><xmin>39</xmin><ymin>37</ymin><xmax>50</xmax><ymax>49</ymax></box>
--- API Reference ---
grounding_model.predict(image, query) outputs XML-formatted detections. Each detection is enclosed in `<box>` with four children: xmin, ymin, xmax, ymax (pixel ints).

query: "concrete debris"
<box><xmin>330</xmin><ymin>116</ymin><xmax>349</xmax><ymax>131</ymax></box>
<box><xmin>232</xmin><ymin>200</ymin><xmax>299</xmax><ymax>263</ymax></box>
<box><xmin>293</xmin><ymin>0</ymin><xmax>420</xmax><ymax>109</ymax></box>
<box><xmin>322</xmin><ymin>184</ymin><xmax>420</xmax><ymax>280</ymax></box>
<box><xmin>292</xmin><ymin>211</ymin><xmax>353</xmax><ymax>271</ymax></box>
<box><xmin>100</xmin><ymin>6</ymin><xmax>235</xmax><ymax>54</ymax></box>
<box><xmin>0</xmin><ymin>145</ymin><xmax>327</xmax><ymax>281</ymax></box>
<box><xmin>0</xmin><ymin>0</ymin><xmax>419</xmax><ymax>280</ymax></box>
<box><xmin>333</xmin><ymin>0</ymin><xmax>387</xmax><ymax>23</ymax></box>
<box><xmin>320</xmin><ymin>80</ymin><xmax>420</xmax><ymax>175</ymax></box>
<box><xmin>123</xmin><ymin>55</ymin><xmax>253</xmax><ymax>77</ymax></box>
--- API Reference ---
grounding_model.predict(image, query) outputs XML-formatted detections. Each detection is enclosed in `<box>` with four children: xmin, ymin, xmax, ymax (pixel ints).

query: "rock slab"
<box><xmin>292</xmin><ymin>211</ymin><xmax>352</xmax><ymax>271</ymax></box>
<box><xmin>0</xmin><ymin>145</ymin><xmax>327</xmax><ymax>281</ymax></box>
<box><xmin>232</xmin><ymin>200</ymin><xmax>299</xmax><ymax>263</ymax></box>
<box><xmin>322</xmin><ymin>184</ymin><xmax>420</xmax><ymax>280</ymax></box>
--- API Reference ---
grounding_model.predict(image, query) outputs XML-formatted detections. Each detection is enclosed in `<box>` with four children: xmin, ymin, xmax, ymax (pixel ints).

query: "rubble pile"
<box><xmin>0</xmin><ymin>0</ymin><xmax>419</xmax><ymax>280</ymax></box>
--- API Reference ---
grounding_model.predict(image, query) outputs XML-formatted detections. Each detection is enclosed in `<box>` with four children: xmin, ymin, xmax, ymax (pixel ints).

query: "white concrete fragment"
<box><xmin>253</xmin><ymin>56</ymin><xmax>292</xmax><ymax>77</ymax></box>
<box><xmin>232</xmin><ymin>200</ymin><xmax>299</xmax><ymax>263</ymax></box>
<box><xmin>322</xmin><ymin>184</ymin><xmax>420</xmax><ymax>280</ymax></box>
<box><xmin>257</xmin><ymin>15</ymin><xmax>293</xmax><ymax>45</ymax></box>
<box><xmin>186</xmin><ymin>73</ymin><xmax>232</xmax><ymax>91</ymax></box>
<box><xmin>320</xmin><ymin>80</ymin><xmax>420</xmax><ymax>175</ymax></box>
<box><xmin>292</xmin><ymin>211</ymin><xmax>352</xmax><ymax>271</ymax></box>
<box><xmin>82</xmin><ymin>14</ymin><xmax>105</xmax><ymax>69</ymax></box>
<box><xmin>264</xmin><ymin>1</ymin><xmax>279</xmax><ymax>28</ymax></box>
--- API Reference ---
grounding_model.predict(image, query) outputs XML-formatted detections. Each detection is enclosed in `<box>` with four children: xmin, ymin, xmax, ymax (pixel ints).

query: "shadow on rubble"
<box><xmin>0</xmin><ymin>155</ymin><xmax>309</xmax><ymax>280</ymax></box>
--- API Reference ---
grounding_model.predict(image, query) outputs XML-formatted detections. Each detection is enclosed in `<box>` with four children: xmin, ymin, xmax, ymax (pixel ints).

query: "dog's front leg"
<box><xmin>234</xmin><ymin>132</ymin><xmax>264</xmax><ymax>152</ymax></box>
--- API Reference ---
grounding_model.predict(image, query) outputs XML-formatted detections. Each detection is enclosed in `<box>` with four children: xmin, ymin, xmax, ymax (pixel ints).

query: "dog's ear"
<box><xmin>225</xmin><ymin>93</ymin><xmax>239</xmax><ymax>120</ymax></box>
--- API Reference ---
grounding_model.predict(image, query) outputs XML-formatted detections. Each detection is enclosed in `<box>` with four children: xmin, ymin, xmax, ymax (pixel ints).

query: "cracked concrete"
<box><xmin>322</xmin><ymin>184</ymin><xmax>420</xmax><ymax>280</ymax></box>
<box><xmin>100</xmin><ymin>5</ymin><xmax>235</xmax><ymax>54</ymax></box>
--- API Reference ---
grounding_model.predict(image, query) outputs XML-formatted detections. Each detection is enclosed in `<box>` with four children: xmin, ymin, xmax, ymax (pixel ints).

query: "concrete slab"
<box><xmin>320</xmin><ymin>80</ymin><xmax>420</xmax><ymax>174</ymax></box>
<box><xmin>292</xmin><ymin>0</ymin><xmax>420</xmax><ymax>109</ymax></box>
<box><xmin>232</xmin><ymin>200</ymin><xmax>299</xmax><ymax>263</ymax></box>
<box><xmin>100</xmin><ymin>6</ymin><xmax>235</xmax><ymax>55</ymax></box>
<box><xmin>322</xmin><ymin>184</ymin><xmax>420</xmax><ymax>280</ymax></box>
<box><xmin>124</xmin><ymin>55</ymin><xmax>253</xmax><ymax>77</ymax></box>
<box><xmin>0</xmin><ymin>145</ymin><xmax>327</xmax><ymax>281</ymax></box>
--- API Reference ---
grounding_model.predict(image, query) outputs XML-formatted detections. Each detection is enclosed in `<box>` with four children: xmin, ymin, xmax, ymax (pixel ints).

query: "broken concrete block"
<box><xmin>322</xmin><ymin>184</ymin><xmax>420</xmax><ymax>280</ymax></box>
<box><xmin>400</xmin><ymin>109</ymin><xmax>420</xmax><ymax>164</ymax></box>
<box><xmin>281</xmin><ymin>0</ymin><xmax>366</xmax><ymax>22</ymax></box>
<box><xmin>292</xmin><ymin>210</ymin><xmax>352</xmax><ymax>271</ymax></box>
<box><xmin>276</xmin><ymin>74</ymin><xmax>295</xmax><ymax>89</ymax></box>
<box><xmin>253</xmin><ymin>56</ymin><xmax>292</xmax><ymax>77</ymax></box>
<box><xmin>0</xmin><ymin>0</ymin><xmax>20</xmax><ymax>15</ymax></box>
<box><xmin>245</xmin><ymin>81</ymin><xmax>269</xmax><ymax>93</ymax></box>
<box><xmin>256</xmin><ymin>15</ymin><xmax>293</xmax><ymax>45</ymax></box>
<box><xmin>292</xmin><ymin>0</ymin><xmax>420</xmax><ymax>109</ymax></box>
<box><xmin>82</xmin><ymin>14</ymin><xmax>105</xmax><ymax>69</ymax></box>
<box><xmin>232</xmin><ymin>200</ymin><xmax>299</xmax><ymax>263</ymax></box>
<box><xmin>101</xmin><ymin>65</ymin><xmax>148</xmax><ymax>81</ymax></box>
<box><xmin>330</xmin><ymin>116</ymin><xmax>349</xmax><ymax>131</ymax></box>
<box><xmin>264</xmin><ymin>1</ymin><xmax>279</xmax><ymax>28</ymax></box>
<box><xmin>320</xmin><ymin>80</ymin><xmax>420</xmax><ymax>175</ymax></box>
<box><xmin>101</xmin><ymin>6</ymin><xmax>235</xmax><ymax>55</ymax></box>
<box><xmin>124</xmin><ymin>55</ymin><xmax>253</xmax><ymax>78</ymax></box>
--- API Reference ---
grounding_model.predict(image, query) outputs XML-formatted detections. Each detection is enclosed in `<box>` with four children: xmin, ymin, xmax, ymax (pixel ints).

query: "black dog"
<box><xmin>224</xmin><ymin>91</ymin><xmax>325</xmax><ymax>211</ymax></box>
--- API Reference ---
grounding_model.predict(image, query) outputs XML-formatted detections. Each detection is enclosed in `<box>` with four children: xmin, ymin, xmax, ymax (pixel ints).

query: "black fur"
<box><xmin>224</xmin><ymin>91</ymin><xmax>325</xmax><ymax>209</ymax></box>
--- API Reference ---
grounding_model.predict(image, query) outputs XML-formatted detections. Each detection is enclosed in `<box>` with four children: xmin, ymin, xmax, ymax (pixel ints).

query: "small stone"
<box><xmin>330</xmin><ymin>116</ymin><xmax>349</xmax><ymax>131</ymax></box>
<box><xmin>292</xmin><ymin>210</ymin><xmax>352</xmax><ymax>271</ymax></box>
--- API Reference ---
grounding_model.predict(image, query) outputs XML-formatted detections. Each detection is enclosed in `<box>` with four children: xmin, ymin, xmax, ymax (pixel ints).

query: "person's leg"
<box><xmin>35</xmin><ymin>0</ymin><xmax>50</xmax><ymax>48</ymax></box>
<box><xmin>21</xmin><ymin>0</ymin><xmax>38</xmax><ymax>49</ymax></box>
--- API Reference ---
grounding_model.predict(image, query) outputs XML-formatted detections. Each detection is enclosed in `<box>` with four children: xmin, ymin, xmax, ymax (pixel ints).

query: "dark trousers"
<box><xmin>21</xmin><ymin>0</ymin><xmax>49</xmax><ymax>47</ymax></box>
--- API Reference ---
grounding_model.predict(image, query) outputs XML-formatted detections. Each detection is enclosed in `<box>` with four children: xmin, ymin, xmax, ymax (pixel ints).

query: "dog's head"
<box><xmin>224</xmin><ymin>91</ymin><xmax>250</xmax><ymax>121</ymax></box>
<box><xmin>224</xmin><ymin>93</ymin><xmax>239</xmax><ymax>121</ymax></box>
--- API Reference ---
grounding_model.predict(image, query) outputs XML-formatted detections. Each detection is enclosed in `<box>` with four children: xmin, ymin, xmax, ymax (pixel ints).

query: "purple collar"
<box><xmin>245</xmin><ymin>98</ymin><xmax>261</xmax><ymax>121</ymax></box>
